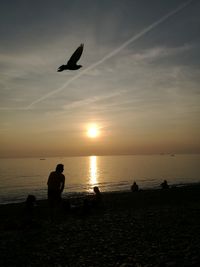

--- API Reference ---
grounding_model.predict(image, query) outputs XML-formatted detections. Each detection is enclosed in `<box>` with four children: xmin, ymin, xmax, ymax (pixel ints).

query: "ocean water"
<box><xmin>0</xmin><ymin>154</ymin><xmax>199</xmax><ymax>204</ymax></box>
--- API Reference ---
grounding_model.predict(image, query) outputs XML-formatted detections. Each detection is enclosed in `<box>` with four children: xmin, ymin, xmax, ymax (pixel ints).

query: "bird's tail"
<box><xmin>57</xmin><ymin>65</ymin><xmax>65</xmax><ymax>72</ymax></box>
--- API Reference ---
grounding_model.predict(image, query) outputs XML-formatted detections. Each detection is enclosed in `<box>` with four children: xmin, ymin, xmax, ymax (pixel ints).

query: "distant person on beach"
<box><xmin>160</xmin><ymin>179</ymin><xmax>169</xmax><ymax>189</ymax></box>
<box><xmin>93</xmin><ymin>186</ymin><xmax>102</xmax><ymax>207</ymax></box>
<box><xmin>83</xmin><ymin>186</ymin><xmax>103</xmax><ymax>213</ymax></box>
<box><xmin>47</xmin><ymin>164</ymin><xmax>65</xmax><ymax>212</ymax></box>
<box><xmin>131</xmin><ymin>181</ymin><xmax>139</xmax><ymax>192</ymax></box>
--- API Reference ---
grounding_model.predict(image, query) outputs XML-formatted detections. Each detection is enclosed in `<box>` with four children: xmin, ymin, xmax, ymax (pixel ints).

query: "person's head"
<box><xmin>56</xmin><ymin>164</ymin><xmax>64</xmax><ymax>173</ymax></box>
<box><xmin>93</xmin><ymin>186</ymin><xmax>100</xmax><ymax>194</ymax></box>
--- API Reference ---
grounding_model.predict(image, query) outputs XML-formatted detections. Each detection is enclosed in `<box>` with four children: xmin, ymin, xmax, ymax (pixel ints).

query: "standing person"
<box><xmin>47</xmin><ymin>164</ymin><xmax>65</xmax><ymax>218</ymax></box>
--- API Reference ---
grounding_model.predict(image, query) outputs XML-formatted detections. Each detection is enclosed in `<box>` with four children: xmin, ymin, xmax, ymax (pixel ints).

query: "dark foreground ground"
<box><xmin>0</xmin><ymin>185</ymin><xmax>200</xmax><ymax>267</ymax></box>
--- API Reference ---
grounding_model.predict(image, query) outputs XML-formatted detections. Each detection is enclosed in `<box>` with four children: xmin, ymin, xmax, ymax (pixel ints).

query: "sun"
<box><xmin>87</xmin><ymin>124</ymin><xmax>100</xmax><ymax>138</ymax></box>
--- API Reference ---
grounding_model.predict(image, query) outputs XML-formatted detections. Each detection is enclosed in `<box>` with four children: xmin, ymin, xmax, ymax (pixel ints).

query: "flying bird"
<box><xmin>57</xmin><ymin>44</ymin><xmax>84</xmax><ymax>72</ymax></box>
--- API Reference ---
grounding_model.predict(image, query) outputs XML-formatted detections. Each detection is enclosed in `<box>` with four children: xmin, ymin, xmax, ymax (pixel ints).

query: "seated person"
<box><xmin>131</xmin><ymin>181</ymin><xmax>139</xmax><ymax>192</ymax></box>
<box><xmin>92</xmin><ymin>186</ymin><xmax>103</xmax><ymax>208</ymax></box>
<box><xmin>82</xmin><ymin>186</ymin><xmax>103</xmax><ymax>213</ymax></box>
<box><xmin>160</xmin><ymin>179</ymin><xmax>169</xmax><ymax>189</ymax></box>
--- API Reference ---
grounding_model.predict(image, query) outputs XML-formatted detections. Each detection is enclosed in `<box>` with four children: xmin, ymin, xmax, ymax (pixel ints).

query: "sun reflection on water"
<box><xmin>89</xmin><ymin>156</ymin><xmax>98</xmax><ymax>191</ymax></box>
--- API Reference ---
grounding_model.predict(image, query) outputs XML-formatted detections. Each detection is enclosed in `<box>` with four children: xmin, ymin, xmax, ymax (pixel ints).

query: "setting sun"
<box><xmin>87</xmin><ymin>124</ymin><xmax>100</xmax><ymax>138</ymax></box>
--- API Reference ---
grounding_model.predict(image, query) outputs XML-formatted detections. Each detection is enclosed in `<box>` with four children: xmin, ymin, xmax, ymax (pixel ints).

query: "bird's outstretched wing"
<box><xmin>67</xmin><ymin>44</ymin><xmax>84</xmax><ymax>65</ymax></box>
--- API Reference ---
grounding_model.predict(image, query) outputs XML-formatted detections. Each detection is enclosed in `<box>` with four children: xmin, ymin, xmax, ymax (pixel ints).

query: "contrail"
<box><xmin>27</xmin><ymin>0</ymin><xmax>194</xmax><ymax>109</ymax></box>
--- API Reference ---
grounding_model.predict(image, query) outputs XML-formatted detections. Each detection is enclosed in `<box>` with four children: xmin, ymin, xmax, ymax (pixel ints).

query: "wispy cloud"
<box><xmin>43</xmin><ymin>90</ymin><xmax>127</xmax><ymax>119</ymax></box>
<box><xmin>130</xmin><ymin>44</ymin><xmax>193</xmax><ymax>62</ymax></box>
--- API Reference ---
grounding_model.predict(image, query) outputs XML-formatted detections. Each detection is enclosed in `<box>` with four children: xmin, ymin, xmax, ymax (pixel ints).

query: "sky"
<box><xmin>0</xmin><ymin>0</ymin><xmax>200</xmax><ymax>157</ymax></box>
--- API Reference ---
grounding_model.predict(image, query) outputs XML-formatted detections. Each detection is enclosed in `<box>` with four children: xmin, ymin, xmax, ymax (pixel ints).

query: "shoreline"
<box><xmin>1</xmin><ymin>181</ymin><xmax>200</xmax><ymax>206</ymax></box>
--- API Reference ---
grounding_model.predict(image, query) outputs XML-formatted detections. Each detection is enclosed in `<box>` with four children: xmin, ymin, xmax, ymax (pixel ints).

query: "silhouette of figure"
<box><xmin>83</xmin><ymin>186</ymin><xmax>103</xmax><ymax>213</ymax></box>
<box><xmin>160</xmin><ymin>179</ymin><xmax>169</xmax><ymax>189</ymax></box>
<box><xmin>47</xmin><ymin>164</ymin><xmax>65</xmax><ymax>216</ymax></box>
<box><xmin>57</xmin><ymin>43</ymin><xmax>84</xmax><ymax>72</ymax></box>
<box><xmin>131</xmin><ymin>181</ymin><xmax>139</xmax><ymax>192</ymax></box>
<box><xmin>93</xmin><ymin>186</ymin><xmax>102</xmax><ymax>207</ymax></box>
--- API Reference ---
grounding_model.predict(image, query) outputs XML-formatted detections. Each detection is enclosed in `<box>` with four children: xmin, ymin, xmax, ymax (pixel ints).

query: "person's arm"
<box><xmin>47</xmin><ymin>172</ymin><xmax>52</xmax><ymax>185</ymax></box>
<box><xmin>60</xmin><ymin>175</ymin><xmax>65</xmax><ymax>192</ymax></box>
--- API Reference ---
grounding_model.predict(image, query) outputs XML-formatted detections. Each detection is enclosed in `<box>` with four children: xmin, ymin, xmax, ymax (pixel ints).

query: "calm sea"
<box><xmin>0</xmin><ymin>154</ymin><xmax>199</xmax><ymax>204</ymax></box>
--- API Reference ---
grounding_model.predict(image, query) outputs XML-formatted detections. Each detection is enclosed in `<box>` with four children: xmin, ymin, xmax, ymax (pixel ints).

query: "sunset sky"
<box><xmin>0</xmin><ymin>0</ymin><xmax>200</xmax><ymax>157</ymax></box>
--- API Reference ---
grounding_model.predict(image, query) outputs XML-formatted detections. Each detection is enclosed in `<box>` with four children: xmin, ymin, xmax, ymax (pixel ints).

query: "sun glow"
<box><xmin>87</xmin><ymin>124</ymin><xmax>100</xmax><ymax>138</ymax></box>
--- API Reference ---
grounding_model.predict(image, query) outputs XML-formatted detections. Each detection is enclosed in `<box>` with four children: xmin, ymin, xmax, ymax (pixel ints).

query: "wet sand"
<box><xmin>0</xmin><ymin>184</ymin><xmax>200</xmax><ymax>267</ymax></box>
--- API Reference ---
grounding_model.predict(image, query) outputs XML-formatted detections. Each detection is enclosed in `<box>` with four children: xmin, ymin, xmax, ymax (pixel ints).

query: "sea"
<box><xmin>0</xmin><ymin>154</ymin><xmax>199</xmax><ymax>204</ymax></box>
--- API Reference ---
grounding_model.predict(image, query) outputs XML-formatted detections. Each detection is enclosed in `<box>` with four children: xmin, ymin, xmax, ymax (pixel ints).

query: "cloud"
<box><xmin>129</xmin><ymin>44</ymin><xmax>193</xmax><ymax>62</ymax></box>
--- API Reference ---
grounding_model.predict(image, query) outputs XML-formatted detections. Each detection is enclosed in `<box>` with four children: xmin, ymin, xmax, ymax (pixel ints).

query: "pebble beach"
<box><xmin>0</xmin><ymin>184</ymin><xmax>200</xmax><ymax>267</ymax></box>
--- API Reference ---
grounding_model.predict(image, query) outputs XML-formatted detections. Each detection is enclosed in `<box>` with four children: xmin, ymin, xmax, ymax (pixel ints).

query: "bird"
<box><xmin>57</xmin><ymin>43</ymin><xmax>84</xmax><ymax>72</ymax></box>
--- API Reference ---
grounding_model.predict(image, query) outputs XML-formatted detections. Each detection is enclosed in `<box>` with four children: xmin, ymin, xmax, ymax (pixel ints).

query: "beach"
<box><xmin>0</xmin><ymin>184</ymin><xmax>200</xmax><ymax>267</ymax></box>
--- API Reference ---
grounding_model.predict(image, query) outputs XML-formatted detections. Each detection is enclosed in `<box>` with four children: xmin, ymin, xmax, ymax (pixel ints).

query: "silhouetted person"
<box><xmin>47</xmin><ymin>164</ymin><xmax>65</xmax><ymax>218</ymax></box>
<box><xmin>161</xmin><ymin>180</ymin><xmax>169</xmax><ymax>189</ymax></box>
<box><xmin>57</xmin><ymin>43</ymin><xmax>84</xmax><ymax>71</ymax></box>
<box><xmin>93</xmin><ymin>186</ymin><xmax>103</xmax><ymax>207</ymax></box>
<box><xmin>131</xmin><ymin>181</ymin><xmax>139</xmax><ymax>192</ymax></box>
